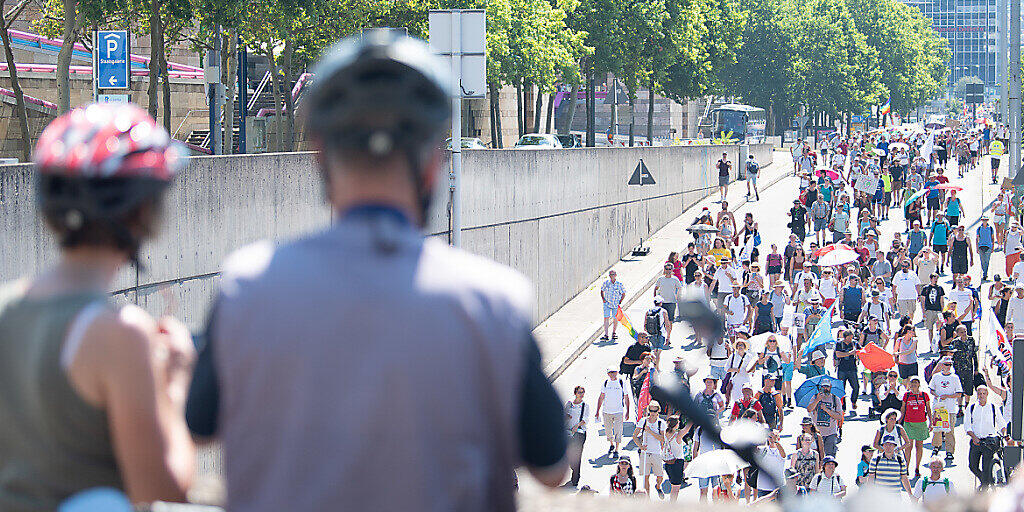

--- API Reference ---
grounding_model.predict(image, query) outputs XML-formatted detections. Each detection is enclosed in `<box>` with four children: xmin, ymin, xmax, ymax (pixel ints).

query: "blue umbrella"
<box><xmin>794</xmin><ymin>375</ymin><xmax>846</xmax><ymax>408</ymax></box>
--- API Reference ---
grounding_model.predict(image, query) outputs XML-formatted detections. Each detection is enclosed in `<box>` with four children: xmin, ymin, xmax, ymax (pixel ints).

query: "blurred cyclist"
<box><xmin>185</xmin><ymin>32</ymin><xmax>567</xmax><ymax>511</ymax></box>
<box><xmin>0</xmin><ymin>104</ymin><xmax>196</xmax><ymax>510</ymax></box>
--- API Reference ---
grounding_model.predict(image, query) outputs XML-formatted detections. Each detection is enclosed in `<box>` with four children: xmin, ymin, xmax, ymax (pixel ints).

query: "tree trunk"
<box><xmin>647</xmin><ymin>80</ymin><xmax>655</xmax><ymax>144</ymax></box>
<box><xmin>0</xmin><ymin>1</ymin><xmax>31</xmax><ymax>160</ymax></box>
<box><xmin>562</xmin><ymin>63</ymin><xmax>582</xmax><ymax>135</ymax></box>
<box><xmin>159</xmin><ymin>40</ymin><xmax>171</xmax><ymax>132</ymax></box>
<box><xmin>282</xmin><ymin>37</ymin><xmax>294</xmax><ymax>151</ymax></box>
<box><xmin>533</xmin><ymin>88</ymin><xmax>542</xmax><ymax>133</ymax></box>
<box><xmin>544</xmin><ymin>92</ymin><xmax>554</xmax><ymax>133</ymax></box>
<box><xmin>488</xmin><ymin>81</ymin><xmax>499</xmax><ymax>147</ymax></box>
<box><xmin>265</xmin><ymin>46</ymin><xmax>283</xmax><ymax>152</ymax></box>
<box><xmin>222</xmin><ymin>32</ymin><xmax>236</xmax><ymax>153</ymax></box>
<box><xmin>56</xmin><ymin>0</ymin><xmax>78</xmax><ymax>113</ymax></box>
<box><xmin>515</xmin><ymin>81</ymin><xmax>524</xmax><ymax>137</ymax></box>
<box><xmin>524</xmin><ymin>81</ymin><xmax>534</xmax><ymax>133</ymax></box>
<box><xmin>147</xmin><ymin>0</ymin><xmax>161</xmax><ymax>118</ymax></box>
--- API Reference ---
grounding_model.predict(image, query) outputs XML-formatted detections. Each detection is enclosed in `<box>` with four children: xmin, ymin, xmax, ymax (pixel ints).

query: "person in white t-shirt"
<box><xmin>809</xmin><ymin>456</ymin><xmax>846</xmax><ymax>499</ymax></box>
<box><xmin>929</xmin><ymin>358</ymin><xmax>963</xmax><ymax>463</ymax></box>
<box><xmin>915</xmin><ymin>457</ymin><xmax>954</xmax><ymax>504</ymax></box>
<box><xmin>891</xmin><ymin>260</ymin><xmax>921</xmax><ymax>321</ymax></box>
<box><xmin>595</xmin><ymin>367</ymin><xmax>631</xmax><ymax>458</ymax></box>
<box><xmin>947</xmin><ymin>278</ymin><xmax>975</xmax><ymax>326</ymax></box>
<box><xmin>818</xmin><ymin>269</ymin><xmax>839</xmax><ymax>309</ymax></box>
<box><xmin>633</xmin><ymin>400</ymin><xmax>669</xmax><ymax>498</ymax></box>
<box><xmin>794</xmin><ymin>277</ymin><xmax>823</xmax><ymax>309</ymax></box>
<box><xmin>723</xmin><ymin>287</ymin><xmax>752</xmax><ymax>331</ymax></box>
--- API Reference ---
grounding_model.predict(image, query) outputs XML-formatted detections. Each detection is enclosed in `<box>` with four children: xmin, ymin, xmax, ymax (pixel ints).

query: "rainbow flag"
<box><xmin>616</xmin><ymin>306</ymin><xmax>640</xmax><ymax>341</ymax></box>
<box><xmin>985</xmin><ymin>308</ymin><xmax>1012</xmax><ymax>372</ymax></box>
<box><xmin>637</xmin><ymin>372</ymin><xmax>652</xmax><ymax>422</ymax></box>
<box><xmin>880</xmin><ymin>97</ymin><xmax>891</xmax><ymax>117</ymax></box>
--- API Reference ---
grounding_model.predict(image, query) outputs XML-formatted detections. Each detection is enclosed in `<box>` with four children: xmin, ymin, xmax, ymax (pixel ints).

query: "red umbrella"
<box><xmin>812</xmin><ymin>243</ymin><xmax>854</xmax><ymax>258</ymax></box>
<box><xmin>931</xmin><ymin>183</ymin><xmax>963</xmax><ymax>191</ymax></box>
<box><xmin>813</xmin><ymin>243</ymin><xmax>858</xmax><ymax>267</ymax></box>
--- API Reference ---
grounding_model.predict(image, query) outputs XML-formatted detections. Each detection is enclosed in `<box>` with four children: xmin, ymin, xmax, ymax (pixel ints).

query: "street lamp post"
<box><xmin>1008</xmin><ymin>0</ymin><xmax>1023</xmax><ymax>470</ymax></box>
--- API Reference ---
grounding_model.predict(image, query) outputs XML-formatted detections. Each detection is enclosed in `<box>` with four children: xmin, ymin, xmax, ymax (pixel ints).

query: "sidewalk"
<box><xmin>537</xmin><ymin>150</ymin><xmax>794</xmax><ymax>377</ymax></box>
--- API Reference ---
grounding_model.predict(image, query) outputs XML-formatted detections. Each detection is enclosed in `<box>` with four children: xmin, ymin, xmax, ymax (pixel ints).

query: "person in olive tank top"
<box><xmin>0</xmin><ymin>104</ymin><xmax>196</xmax><ymax>511</ymax></box>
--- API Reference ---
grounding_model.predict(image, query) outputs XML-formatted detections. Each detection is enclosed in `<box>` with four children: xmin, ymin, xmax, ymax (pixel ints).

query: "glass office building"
<box><xmin>901</xmin><ymin>0</ymin><xmax>997</xmax><ymax>90</ymax></box>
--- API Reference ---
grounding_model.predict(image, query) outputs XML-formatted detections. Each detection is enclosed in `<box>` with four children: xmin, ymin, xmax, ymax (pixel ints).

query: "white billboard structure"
<box><xmin>429</xmin><ymin>9</ymin><xmax>486</xmax><ymax>247</ymax></box>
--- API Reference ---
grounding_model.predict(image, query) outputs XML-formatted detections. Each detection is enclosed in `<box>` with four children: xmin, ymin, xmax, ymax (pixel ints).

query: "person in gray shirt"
<box><xmin>871</xmin><ymin>250</ymin><xmax>893</xmax><ymax>286</ymax></box>
<box><xmin>654</xmin><ymin>263</ymin><xmax>683</xmax><ymax>341</ymax></box>
<box><xmin>185</xmin><ymin>33</ymin><xmax>567</xmax><ymax>512</ymax></box>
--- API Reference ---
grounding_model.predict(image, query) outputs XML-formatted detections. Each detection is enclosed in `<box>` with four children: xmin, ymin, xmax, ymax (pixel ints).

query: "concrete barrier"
<box><xmin>0</xmin><ymin>144</ymin><xmax>771</xmax><ymax>328</ymax></box>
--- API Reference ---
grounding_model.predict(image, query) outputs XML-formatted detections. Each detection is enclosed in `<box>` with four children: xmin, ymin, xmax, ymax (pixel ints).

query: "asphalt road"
<box><xmin>542</xmin><ymin>150</ymin><xmax>1004</xmax><ymax>501</ymax></box>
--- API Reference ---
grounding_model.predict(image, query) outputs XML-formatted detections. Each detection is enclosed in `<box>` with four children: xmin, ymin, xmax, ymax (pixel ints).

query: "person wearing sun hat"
<box><xmin>809</xmin><ymin>455</ymin><xmax>846</xmax><ymax>499</ymax></box>
<box><xmin>873</xmin><ymin>409</ymin><xmax>910</xmax><ymax>459</ymax></box>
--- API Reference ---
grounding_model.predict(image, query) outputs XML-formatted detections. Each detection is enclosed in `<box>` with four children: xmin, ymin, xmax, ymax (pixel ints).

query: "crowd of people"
<box><xmin>579</xmin><ymin>119</ymin><xmax>1018</xmax><ymax>503</ymax></box>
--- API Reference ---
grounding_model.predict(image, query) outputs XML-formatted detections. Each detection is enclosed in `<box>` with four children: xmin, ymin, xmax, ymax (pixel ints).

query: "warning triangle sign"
<box><xmin>628</xmin><ymin>159</ymin><xmax>656</xmax><ymax>185</ymax></box>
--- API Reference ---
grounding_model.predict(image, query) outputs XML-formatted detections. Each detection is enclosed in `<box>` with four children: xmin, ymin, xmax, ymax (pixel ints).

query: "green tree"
<box><xmin>718</xmin><ymin>0</ymin><xmax>798</xmax><ymax>134</ymax></box>
<box><xmin>790</xmin><ymin>0</ymin><xmax>881</xmax><ymax>123</ymax></box>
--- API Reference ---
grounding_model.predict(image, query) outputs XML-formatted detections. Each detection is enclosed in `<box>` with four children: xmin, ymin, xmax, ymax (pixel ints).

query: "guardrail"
<box><xmin>0</xmin><ymin>86</ymin><xmax>57</xmax><ymax>111</ymax></box>
<box><xmin>254</xmin><ymin>73</ymin><xmax>312</xmax><ymax>118</ymax></box>
<box><xmin>0</xmin><ymin>62</ymin><xmax>201</xmax><ymax>79</ymax></box>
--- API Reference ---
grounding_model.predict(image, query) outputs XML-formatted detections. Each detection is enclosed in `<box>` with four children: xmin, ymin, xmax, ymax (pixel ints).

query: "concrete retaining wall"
<box><xmin>0</xmin><ymin>144</ymin><xmax>772</xmax><ymax>328</ymax></box>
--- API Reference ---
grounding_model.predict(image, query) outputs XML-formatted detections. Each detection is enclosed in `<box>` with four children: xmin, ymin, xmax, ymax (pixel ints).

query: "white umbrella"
<box><xmin>748</xmin><ymin>332</ymin><xmax>793</xmax><ymax>353</ymax></box>
<box><xmin>684</xmin><ymin>449</ymin><xmax>750</xmax><ymax>478</ymax></box>
<box><xmin>871</xmin><ymin>148</ymin><xmax>885</xmax><ymax>156</ymax></box>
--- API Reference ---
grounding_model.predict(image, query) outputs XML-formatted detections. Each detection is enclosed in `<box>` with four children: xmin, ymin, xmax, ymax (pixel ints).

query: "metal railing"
<box><xmin>247</xmin><ymin>71</ymin><xmax>271</xmax><ymax>113</ymax></box>
<box><xmin>171</xmin><ymin>108</ymin><xmax>209</xmax><ymax>139</ymax></box>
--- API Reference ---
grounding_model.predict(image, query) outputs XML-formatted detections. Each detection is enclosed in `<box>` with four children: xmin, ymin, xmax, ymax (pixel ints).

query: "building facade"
<box><xmin>901</xmin><ymin>0</ymin><xmax>998</xmax><ymax>90</ymax></box>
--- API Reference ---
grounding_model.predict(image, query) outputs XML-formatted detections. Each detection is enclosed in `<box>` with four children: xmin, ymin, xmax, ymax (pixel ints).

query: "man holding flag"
<box><xmin>804</xmin><ymin>300</ymin><xmax>838</xmax><ymax>360</ymax></box>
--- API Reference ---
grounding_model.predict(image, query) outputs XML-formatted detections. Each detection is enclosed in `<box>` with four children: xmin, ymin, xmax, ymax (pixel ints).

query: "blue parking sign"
<box><xmin>95</xmin><ymin>30</ymin><xmax>129</xmax><ymax>89</ymax></box>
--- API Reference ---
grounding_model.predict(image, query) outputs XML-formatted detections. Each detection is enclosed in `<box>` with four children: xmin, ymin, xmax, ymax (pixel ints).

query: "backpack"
<box><xmin>645</xmin><ymin>308</ymin><xmax>663</xmax><ymax>335</ymax></box>
<box><xmin>698</xmin><ymin>391</ymin><xmax>718</xmax><ymax>418</ymax></box>
<box><xmin>969</xmin><ymin>402</ymin><xmax>997</xmax><ymax>420</ymax></box>
<box><xmin>747</xmin><ymin>160</ymin><xmax>760</xmax><ymax>174</ymax></box>
<box><xmin>921</xmin><ymin>478</ymin><xmax>950</xmax><ymax>493</ymax></box>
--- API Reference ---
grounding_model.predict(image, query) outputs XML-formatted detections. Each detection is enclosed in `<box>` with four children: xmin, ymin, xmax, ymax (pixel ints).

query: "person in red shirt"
<box><xmin>901</xmin><ymin>375</ymin><xmax>933</xmax><ymax>478</ymax></box>
<box><xmin>730</xmin><ymin>384</ymin><xmax>764</xmax><ymax>424</ymax></box>
<box><xmin>855</xmin><ymin>238</ymin><xmax>871</xmax><ymax>264</ymax></box>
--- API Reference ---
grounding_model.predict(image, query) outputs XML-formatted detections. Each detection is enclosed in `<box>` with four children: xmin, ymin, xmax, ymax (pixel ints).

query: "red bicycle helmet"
<box><xmin>33</xmin><ymin>103</ymin><xmax>187</xmax><ymax>257</ymax></box>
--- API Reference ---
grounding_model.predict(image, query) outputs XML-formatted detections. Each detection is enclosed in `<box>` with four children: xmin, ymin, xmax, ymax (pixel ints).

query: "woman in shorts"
<box><xmin>901</xmin><ymin>376</ymin><xmax>932</xmax><ymax>478</ymax></box>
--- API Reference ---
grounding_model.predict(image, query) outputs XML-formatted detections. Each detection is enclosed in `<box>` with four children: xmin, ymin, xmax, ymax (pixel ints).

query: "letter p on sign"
<box><xmin>106</xmin><ymin>35</ymin><xmax>118</xmax><ymax>58</ymax></box>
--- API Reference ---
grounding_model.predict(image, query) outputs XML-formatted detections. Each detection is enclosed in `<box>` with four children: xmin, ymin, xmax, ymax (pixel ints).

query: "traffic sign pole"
<box><xmin>429</xmin><ymin>10</ymin><xmax>486</xmax><ymax>248</ymax></box>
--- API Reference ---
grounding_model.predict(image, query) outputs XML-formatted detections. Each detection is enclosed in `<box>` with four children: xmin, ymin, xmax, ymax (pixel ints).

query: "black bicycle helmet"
<box><xmin>304</xmin><ymin>31</ymin><xmax>452</xmax><ymax>158</ymax></box>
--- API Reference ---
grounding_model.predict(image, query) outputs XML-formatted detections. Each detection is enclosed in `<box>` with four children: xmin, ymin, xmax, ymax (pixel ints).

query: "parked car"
<box><xmin>445</xmin><ymin>137</ymin><xmax>488</xmax><ymax>150</ymax></box>
<box><xmin>555</xmin><ymin>133</ymin><xmax>582</xmax><ymax>148</ymax></box>
<box><xmin>514</xmin><ymin>134</ymin><xmax>563</xmax><ymax>149</ymax></box>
